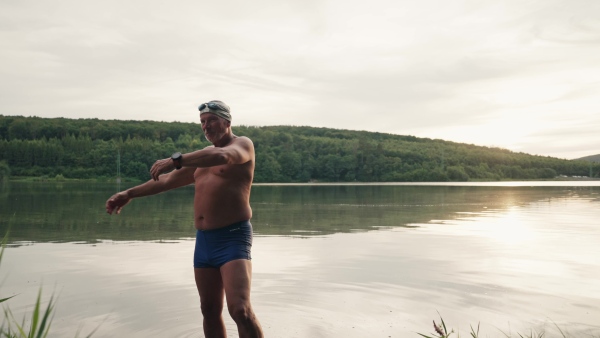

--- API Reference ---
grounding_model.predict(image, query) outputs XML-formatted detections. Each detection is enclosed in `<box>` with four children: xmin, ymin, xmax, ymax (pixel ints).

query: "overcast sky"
<box><xmin>1</xmin><ymin>0</ymin><xmax>598</xmax><ymax>159</ymax></box>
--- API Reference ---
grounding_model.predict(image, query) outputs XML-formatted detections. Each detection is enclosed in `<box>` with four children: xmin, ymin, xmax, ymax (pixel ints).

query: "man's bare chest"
<box><xmin>195</xmin><ymin>165</ymin><xmax>223</xmax><ymax>175</ymax></box>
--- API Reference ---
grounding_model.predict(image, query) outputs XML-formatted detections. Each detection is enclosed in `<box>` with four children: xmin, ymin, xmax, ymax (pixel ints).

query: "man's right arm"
<box><xmin>127</xmin><ymin>166</ymin><xmax>195</xmax><ymax>198</ymax></box>
<box><xmin>106</xmin><ymin>166</ymin><xmax>195</xmax><ymax>215</ymax></box>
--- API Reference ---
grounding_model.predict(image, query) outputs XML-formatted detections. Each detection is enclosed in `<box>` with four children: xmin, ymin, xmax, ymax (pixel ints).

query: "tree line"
<box><xmin>0</xmin><ymin>115</ymin><xmax>598</xmax><ymax>182</ymax></box>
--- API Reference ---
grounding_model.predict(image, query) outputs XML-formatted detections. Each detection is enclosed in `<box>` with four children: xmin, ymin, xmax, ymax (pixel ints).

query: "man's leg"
<box><xmin>221</xmin><ymin>259</ymin><xmax>263</xmax><ymax>338</ymax></box>
<box><xmin>195</xmin><ymin>267</ymin><xmax>226</xmax><ymax>338</ymax></box>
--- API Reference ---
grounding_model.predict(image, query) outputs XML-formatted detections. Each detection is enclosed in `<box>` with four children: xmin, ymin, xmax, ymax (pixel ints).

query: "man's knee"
<box><xmin>227</xmin><ymin>302</ymin><xmax>254</xmax><ymax>323</ymax></box>
<box><xmin>201</xmin><ymin>301</ymin><xmax>223</xmax><ymax>319</ymax></box>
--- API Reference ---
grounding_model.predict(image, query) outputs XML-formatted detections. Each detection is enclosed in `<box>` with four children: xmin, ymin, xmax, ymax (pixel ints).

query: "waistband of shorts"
<box><xmin>197</xmin><ymin>220</ymin><xmax>251</xmax><ymax>233</ymax></box>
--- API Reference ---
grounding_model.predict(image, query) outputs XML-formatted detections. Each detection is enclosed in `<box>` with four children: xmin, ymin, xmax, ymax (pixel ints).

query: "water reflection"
<box><xmin>0</xmin><ymin>182</ymin><xmax>598</xmax><ymax>243</ymax></box>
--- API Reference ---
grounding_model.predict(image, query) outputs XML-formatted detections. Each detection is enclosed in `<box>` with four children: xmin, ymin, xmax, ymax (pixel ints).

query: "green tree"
<box><xmin>0</xmin><ymin>160</ymin><xmax>10</xmax><ymax>181</ymax></box>
<box><xmin>446</xmin><ymin>166</ymin><xmax>470</xmax><ymax>181</ymax></box>
<box><xmin>124</xmin><ymin>161</ymin><xmax>149</xmax><ymax>181</ymax></box>
<box><xmin>278</xmin><ymin>152</ymin><xmax>302</xmax><ymax>182</ymax></box>
<box><xmin>255</xmin><ymin>153</ymin><xmax>281</xmax><ymax>183</ymax></box>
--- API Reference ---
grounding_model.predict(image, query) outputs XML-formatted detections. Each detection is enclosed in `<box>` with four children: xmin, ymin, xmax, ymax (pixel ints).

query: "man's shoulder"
<box><xmin>233</xmin><ymin>136</ymin><xmax>254</xmax><ymax>147</ymax></box>
<box><xmin>235</xmin><ymin>135</ymin><xmax>252</xmax><ymax>142</ymax></box>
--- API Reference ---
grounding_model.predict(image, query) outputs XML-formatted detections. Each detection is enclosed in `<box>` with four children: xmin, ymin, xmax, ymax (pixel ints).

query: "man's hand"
<box><xmin>106</xmin><ymin>191</ymin><xmax>132</xmax><ymax>215</ymax></box>
<box><xmin>150</xmin><ymin>158</ymin><xmax>175</xmax><ymax>181</ymax></box>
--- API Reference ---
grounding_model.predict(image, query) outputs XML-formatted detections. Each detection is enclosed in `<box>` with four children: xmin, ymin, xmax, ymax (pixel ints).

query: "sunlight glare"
<box><xmin>482</xmin><ymin>207</ymin><xmax>535</xmax><ymax>245</ymax></box>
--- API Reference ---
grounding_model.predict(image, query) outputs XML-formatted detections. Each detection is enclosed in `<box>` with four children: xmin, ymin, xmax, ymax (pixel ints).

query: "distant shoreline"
<box><xmin>5</xmin><ymin>176</ymin><xmax>600</xmax><ymax>185</ymax></box>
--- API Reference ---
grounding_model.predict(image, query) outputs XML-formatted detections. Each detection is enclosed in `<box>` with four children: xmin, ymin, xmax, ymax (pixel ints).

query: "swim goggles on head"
<box><xmin>198</xmin><ymin>102</ymin><xmax>228</xmax><ymax>112</ymax></box>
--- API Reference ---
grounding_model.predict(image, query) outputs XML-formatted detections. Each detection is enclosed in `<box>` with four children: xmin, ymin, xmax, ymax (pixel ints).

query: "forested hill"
<box><xmin>0</xmin><ymin>115</ymin><xmax>598</xmax><ymax>182</ymax></box>
<box><xmin>577</xmin><ymin>154</ymin><xmax>600</xmax><ymax>163</ymax></box>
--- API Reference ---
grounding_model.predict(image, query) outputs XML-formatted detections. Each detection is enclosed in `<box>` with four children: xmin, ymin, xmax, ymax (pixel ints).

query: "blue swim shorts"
<box><xmin>193</xmin><ymin>220</ymin><xmax>253</xmax><ymax>269</ymax></box>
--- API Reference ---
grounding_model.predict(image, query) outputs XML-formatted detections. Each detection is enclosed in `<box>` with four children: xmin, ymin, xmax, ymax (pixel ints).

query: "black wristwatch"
<box><xmin>171</xmin><ymin>152</ymin><xmax>183</xmax><ymax>170</ymax></box>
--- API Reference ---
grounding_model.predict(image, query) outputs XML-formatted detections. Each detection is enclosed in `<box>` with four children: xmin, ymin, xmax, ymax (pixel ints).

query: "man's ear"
<box><xmin>227</xmin><ymin>121</ymin><xmax>231</xmax><ymax>127</ymax></box>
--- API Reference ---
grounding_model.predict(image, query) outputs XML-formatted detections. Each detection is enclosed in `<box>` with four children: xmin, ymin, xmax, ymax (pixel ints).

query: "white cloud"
<box><xmin>0</xmin><ymin>0</ymin><xmax>599</xmax><ymax>159</ymax></box>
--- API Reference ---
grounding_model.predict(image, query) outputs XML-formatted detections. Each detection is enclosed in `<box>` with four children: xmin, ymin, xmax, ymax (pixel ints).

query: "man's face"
<box><xmin>200</xmin><ymin>113</ymin><xmax>229</xmax><ymax>143</ymax></box>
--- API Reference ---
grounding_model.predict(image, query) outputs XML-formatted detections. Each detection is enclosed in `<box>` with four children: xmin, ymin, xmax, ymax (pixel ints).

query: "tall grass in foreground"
<box><xmin>1</xmin><ymin>290</ymin><xmax>55</xmax><ymax>338</ymax></box>
<box><xmin>0</xmin><ymin>233</ymin><xmax>96</xmax><ymax>338</ymax></box>
<box><xmin>418</xmin><ymin>313</ymin><xmax>600</xmax><ymax>338</ymax></box>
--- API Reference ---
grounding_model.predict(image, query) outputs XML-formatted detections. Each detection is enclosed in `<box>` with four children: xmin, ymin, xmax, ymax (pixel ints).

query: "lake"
<box><xmin>1</xmin><ymin>181</ymin><xmax>599</xmax><ymax>337</ymax></box>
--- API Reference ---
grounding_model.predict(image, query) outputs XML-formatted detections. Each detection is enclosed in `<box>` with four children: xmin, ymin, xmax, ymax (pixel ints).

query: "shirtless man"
<box><xmin>105</xmin><ymin>100</ymin><xmax>263</xmax><ymax>338</ymax></box>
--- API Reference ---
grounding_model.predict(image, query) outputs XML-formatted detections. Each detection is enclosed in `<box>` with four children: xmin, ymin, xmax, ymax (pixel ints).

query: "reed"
<box><xmin>0</xmin><ymin>233</ymin><xmax>96</xmax><ymax>338</ymax></box>
<box><xmin>417</xmin><ymin>313</ymin><xmax>599</xmax><ymax>338</ymax></box>
<box><xmin>1</xmin><ymin>289</ymin><xmax>55</xmax><ymax>338</ymax></box>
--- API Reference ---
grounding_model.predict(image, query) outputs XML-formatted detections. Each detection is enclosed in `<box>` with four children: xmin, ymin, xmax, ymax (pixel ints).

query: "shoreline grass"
<box><xmin>417</xmin><ymin>313</ymin><xmax>600</xmax><ymax>338</ymax></box>
<box><xmin>0</xmin><ymin>233</ymin><xmax>97</xmax><ymax>338</ymax></box>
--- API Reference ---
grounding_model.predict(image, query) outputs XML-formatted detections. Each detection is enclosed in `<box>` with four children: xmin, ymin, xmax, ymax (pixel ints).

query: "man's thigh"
<box><xmin>220</xmin><ymin>259</ymin><xmax>253</xmax><ymax>306</ymax></box>
<box><xmin>195</xmin><ymin>267</ymin><xmax>225</xmax><ymax>308</ymax></box>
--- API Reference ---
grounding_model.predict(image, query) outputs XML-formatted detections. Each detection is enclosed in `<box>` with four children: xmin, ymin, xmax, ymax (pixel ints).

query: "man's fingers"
<box><xmin>150</xmin><ymin>163</ymin><xmax>159</xmax><ymax>180</ymax></box>
<box><xmin>150</xmin><ymin>159</ymin><xmax>170</xmax><ymax>180</ymax></box>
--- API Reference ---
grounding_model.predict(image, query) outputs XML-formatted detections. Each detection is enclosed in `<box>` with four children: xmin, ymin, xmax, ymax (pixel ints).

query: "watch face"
<box><xmin>171</xmin><ymin>152</ymin><xmax>182</xmax><ymax>169</ymax></box>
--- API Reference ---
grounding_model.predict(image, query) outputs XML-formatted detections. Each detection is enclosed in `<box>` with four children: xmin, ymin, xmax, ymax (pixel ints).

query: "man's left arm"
<box><xmin>191</xmin><ymin>137</ymin><xmax>253</xmax><ymax>166</ymax></box>
<box><xmin>150</xmin><ymin>137</ymin><xmax>254</xmax><ymax>180</ymax></box>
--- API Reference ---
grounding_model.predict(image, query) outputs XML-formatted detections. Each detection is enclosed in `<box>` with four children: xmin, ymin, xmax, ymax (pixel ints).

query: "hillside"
<box><xmin>0</xmin><ymin>115</ymin><xmax>598</xmax><ymax>182</ymax></box>
<box><xmin>577</xmin><ymin>154</ymin><xmax>600</xmax><ymax>163</ymax></box>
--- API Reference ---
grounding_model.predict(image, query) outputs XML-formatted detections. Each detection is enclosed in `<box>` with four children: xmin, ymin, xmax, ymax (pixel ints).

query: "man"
<box><xmin>105</xmin><ymin>100</ymin><xmax>263</xmax><ymax>338</ymax></box>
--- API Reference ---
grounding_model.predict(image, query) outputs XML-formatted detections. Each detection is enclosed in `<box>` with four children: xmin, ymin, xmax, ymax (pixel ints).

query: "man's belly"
<box><xmin>194</xmin><ymin>206</ymin><xmax>252</xmax><ymax>230</ymax></box>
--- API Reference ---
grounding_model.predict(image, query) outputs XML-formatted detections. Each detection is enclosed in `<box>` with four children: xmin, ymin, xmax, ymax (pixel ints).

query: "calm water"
<box><xmin>1</xmin><ymin>181</ymin><xmax>599</xmax><ymax>337</ymax></box>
